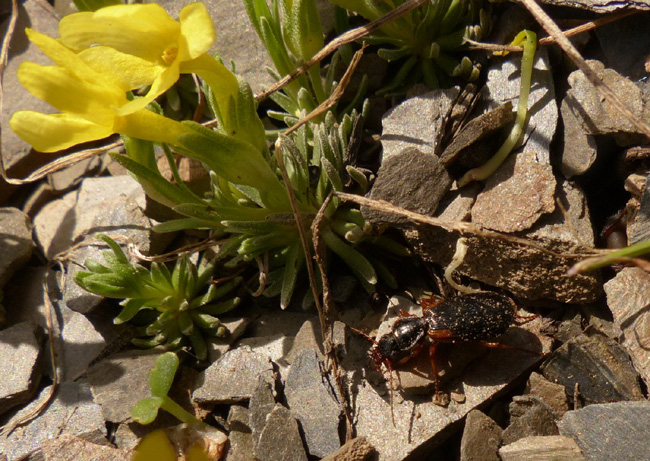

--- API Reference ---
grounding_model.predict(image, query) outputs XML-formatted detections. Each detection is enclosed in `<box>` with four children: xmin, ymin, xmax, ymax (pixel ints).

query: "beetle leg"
<box><xmin>420</xmin><ymin>294</ymin><xmax>444</xmax><ymax>311</ymax></box>
<box><xmin>428</xmin><ymin>341</ymin><xmax>445</xmax><ymax>403</ymax></box>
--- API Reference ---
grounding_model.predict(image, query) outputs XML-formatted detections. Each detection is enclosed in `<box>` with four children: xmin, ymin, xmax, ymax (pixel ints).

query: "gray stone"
<box><xmin>460</xmin><ymin>410</ymin><xmax>502</xmax><ymax>461</ymax></box>
<box><xmin>321</xmin><ymin>436</ymin><xmax>375</xmax><ymax>461</ymax></box>
<box><xmin>526</xmin><ymin>372</ymin><xmax>569</xmax><ymax>417</ymax></box>
<box><xmin>558</xmin><ymin>401</ymin><xmax>650</xmax><ymax>461</ymax></box>
<box><xmin>87</xmin><ymin>348</ymin><xmax>163</xmax><ymax>423</ymax></box>
<box><xmin>286</xmin><ymin>317</ymin><xmax>324</xmax><ymax>364</ymax></box>
<box><xmin>340</xmin><ymin>306</ymin><xmax>552</xmax><ymax>460</ymax></box>
<box><xmin>40</xmin><ymin>434</ymin><xmax>131</xmax><ymax>461</ymax></box>
<box><xmin>254</xmin><ymin>404</ymin><xmax>308</xmax><ymax>461</ymax></box>
<box><xmin>193</xmin><ymin>346</ymin><xmax>274</xmax><ymax>404</ymax></box>
<box><xmin>364</xmin><ymin>148</ymin><xmax>453</xmax><ymax>225</ymax></box>
<box><xmin>627</xmin><ymin>172</ymin><xmax>650</xmax><ymax>245</ymax></box>
<box><xmin>381</xmin><ymin>88</ymin><xmax>460</xmax><ymax>158</ymax></box>
<box><xmin>541</xmin><ymin>328</ymin><xmax>644</xmax><ymax>405</ymax></box>
<box><xmin>0</xmin><ymin>208</ymin><xmax>33</xmax><ymax>289</ymax></box>
<box><xmin>595</xmin><ymin>9</ymin><xmax>650</xmax><ymax>79</ymax></box>
<box><xmin>485</xmin><ymin>47</ymin><xmax>557</xmax><ymax>163</ymax></box>
<box><xmin>566</xmin><ymin>60</ymin><xmax>647</xmax><ymax>143</ymax></box>
<box><xmin>407</xmin><ymin>179</ymin><xmax>601</xmax><ymax>303</ymax></box>
<box><xmin>559</xmin><ymin>98</ymin><xmax>598</xmax><ymax>178</ymax></box>
<box><xmin>499</xmin><ymin>435</ymin><xmax>585</xmax><ymax>461</ymax></box>
<box><xmin>502</xmin><ymin>395</ymin><xmax>559</xmax><ymax>445</ymax></box>
<box><xmin>285</xmin><ymin>350</ymin><xmax>341</xmax><ymax>458</ymax></box>
<box><xmin>0</xmin><ymin>322</ymin><xmax>42</xmax><ymax>416</ymax></box>
<box><xmin>472</xmin><ymin>152</ymin><xmax>556</xmax><ymax>233</ymax></box>
<box><xmin>604</xmin><ymin>267</ymin><xmax>650</xmax><ymax>387</ymax></box>
<box><xmin>249</xmin><ymin>377</ymin><xmax>277</xmax><ymax>449</ymax></box>
<box><xmin>226</xmin><ymin>405</ymin><xmax>254</xmax><ymax>461</ymax></box>
<box><xmin>4</xmin><ymin>267</ymin><xmax>57</xmax><ymax>332</ymax></box>
<box><xmin>0</xmin><ymin>381</ymin><xmax>106</xmax><ymax>461</ymax></box>
<box><xmin>155</xmin><ymin>0</ymin><xmax>274</xmax><ymax>94</ymax></box>
<box><xmin>206</xmin><ymin>316</ymin><xmax>252</xmax><ymax>363</ymax></box>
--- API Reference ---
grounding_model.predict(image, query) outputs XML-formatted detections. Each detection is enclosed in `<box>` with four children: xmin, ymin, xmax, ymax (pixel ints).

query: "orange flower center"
<box><xmin>162</xmin><ymin>47</ymin><xmax>178</xmax><ymax>64</ymax></box>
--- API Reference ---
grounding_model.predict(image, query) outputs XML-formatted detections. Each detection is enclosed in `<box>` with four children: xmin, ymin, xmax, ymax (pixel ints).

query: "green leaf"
<box><xmin>323</xmin><ymin>229</ymin><xmax>377</xmax><ymax>285</ymax></box>
<box><xmin>131</xmin><ymin>396</ymin><xmax>164</xmax><ymax>424</ymax></box>
<box><xmin>72</xmin><ymin>0</ymin><xmax>120</xmax><ymax>12</ymax></box>
<box><xmin>149</xmin><ymin>352</ymin><xmax>179</xmax><ymax>398</ymax></box>
<box><xmin>198</xmin><ymin>297</ymin><xmax>241</xmax><ymax>316</ymax></box>
<box><xmin>280</xmin><ymin>241</ymin><xmax>304</xmax><ymax>309</ymax></box>
<box><xmin>115</xmin><ymin>298</ymin><xmax>148</xmax><ymax>324</ymax></box>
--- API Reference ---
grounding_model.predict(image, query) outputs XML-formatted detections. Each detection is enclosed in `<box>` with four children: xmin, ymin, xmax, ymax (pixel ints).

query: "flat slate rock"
<box><xmin>541</xmin><ymin>327</ymin><xmax>644</xmax><ymax>404</ymax></box>
<box><xmin>502</xmin><ymin>395</ymin><xmax>559</xmax><ymax>445</ymax></box>
<box><xmin>603</xmin><ymin>267</ymin><xmax>650</xmax><ymax>387</ymax></box>
<box><xmin>193</xmin><ymin>346</ymin><xmax>274</xmax><ymax>404</ymax></box>
<box><xmin>87</xmin><ymin>348</ymin><xmax>163</xmax><ymax>423</ymax></box>
<box><xmin>254</xmin><ymin>404</ymin><xmax>308</xmax><ymax>461</ymax></box>
<box><xmin>0</xmin><ymin>381</ymin><xmax>106</xmax><ymax>461</ymax></box>
<box><xmin>226</xmin><ymin>405</ymin><xmax>254</xmax><ymax>461</ymax></box>
<box><xmin>460</xmin><ymin>410</ymin><xmax>502</xmax><ymax>461</ymax></box>
<box><xmin>0</xmin><ymin>322</ymin><xmax>42</xmax><ymax>416</ymax></box>
<box><xmin>471</xmin><ymin>152</ymin><xmax>556</xmax><ymax>233</ymax></box>
<box><xmin>526</xmin><ymin>372</ymin><xmax>569</xmax><ymax>417</ymax></box>
<box><xmin>499</xmin><ymin>435</ymin><xmax>586</xmax><ymax>461</ymax></box>
<box><xmin>40</xmin><ymin>434</ymin><xmax>131</xmax><ymax>461</ymax></box>
<box><xmin>285</xmin><ymin>349</ymin><xmax>341</xmax><ymax>458</ymax></box>
<box><xmin>0</xmin><ymin>208</ymin><xmax>33</xmax><ymax>288</ymax></box>
<box><xmin>558</xmin><ymin>401</ymin><xmax>650</xmax><ymax>461</ymax></box>
<box><xmin>381</xmin><ymin>88</ymin><xmax>460</xmax><ymax>158</ymax></box>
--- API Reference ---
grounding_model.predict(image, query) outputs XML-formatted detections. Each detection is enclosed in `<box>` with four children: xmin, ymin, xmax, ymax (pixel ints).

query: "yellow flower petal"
<box><xmin>113</xmin><ymin>62</ymin><xmax>181</xmax><ymax>116</ymax></box>
<box><xmin>25</xmin><ymin>29</ymin><xmax>113</xmax><ymax>88</ymax></box>
<box><xmin>10</xmin><ymin>111</ymin><xmax>114</xmax><ymax>152</ymax></box>
<box><xmin>179</xmin><ymin>3</ymin><xmax>216</xmax><ymax>61</ymax></box>
<box><xmin>17</xmin><ymin>62</ymin><xmax>123</xmax><ymax>124</ymax></box>
<box><xmin>119</xmin><ymin>108</ymin><xmax>187</xmax><ymax>145</ymax></box>
<box><xmin>79</xmin><ymin>46</ymin><xmax>164</xmax><ymax>91</ymax></box>
<box><xmin>59</xmin><ymin>4</ymin><xmax>179</xmax><ymax>64</ymax></box>
<box><xmin>132</xmin><ymin>429</ymin><xmax>177</xmax><ymax>461</ymax></box>
<box><xmin>181</xmin><ymin>53</ymin><xmax>239</xmax><ymax>118</ymax></box>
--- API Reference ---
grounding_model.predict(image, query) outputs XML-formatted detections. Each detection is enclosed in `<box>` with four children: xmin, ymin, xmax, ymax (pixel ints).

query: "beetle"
<box><xmin>361</xmin><ymin>291</ymin><xmax>536</xmax><ymax>419</ymax></box>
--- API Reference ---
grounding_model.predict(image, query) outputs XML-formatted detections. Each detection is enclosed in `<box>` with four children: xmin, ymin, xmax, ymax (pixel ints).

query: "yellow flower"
<box><xmin>10</xmin><ymin>29</ymin><xmax>185</xmax><ymax>152</ymax></box>
<box><xmin>58</xmin><ymin>2</ymin><xmax>238</xmax><ymax>115</ymax></box>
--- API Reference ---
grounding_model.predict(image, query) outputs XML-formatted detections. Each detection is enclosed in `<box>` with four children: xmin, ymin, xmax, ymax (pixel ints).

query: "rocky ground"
<box><xmin>2</xmin><ymin>0</ymin><xmax>650</xmax><ymax>460</ymax></box>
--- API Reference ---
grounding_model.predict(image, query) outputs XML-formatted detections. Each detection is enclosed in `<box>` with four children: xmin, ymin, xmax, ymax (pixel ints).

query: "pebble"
<box><xmin>498</xmin><ymin>435</ymin><xmax>586</xmax><ymax>461</ymax></box>
<box><xmin>526</xmin><ymin>372</ymin><xmax>569</xmax><ymax>417</ymax></box>
<box><xmin>460</xmin><ymin>409</ymin><xmax>502</xmax><ymax>461</ymax></box>
<box><xmin>254</xmin><ymin>404</ymin><xmax>308</xmax><ymax>461</ymax></box>
<box><xmin>0</xmin><ymin>208</ymin><xmax>33</xmax><ymax>293</ymax></box>
<box><xmin>502</xmin><ymin>395</ymin><xmax>559</xmax><ymax>445</ymax></box>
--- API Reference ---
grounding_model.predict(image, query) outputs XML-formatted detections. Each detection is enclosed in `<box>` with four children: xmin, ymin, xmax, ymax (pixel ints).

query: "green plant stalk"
<box><xmin>159</xmin><ymin>396</ymin><xmax>203</xmax><ymax>426</ymax></box>
<box><xmin>458</xmin><ymin>30</ymin><xmax>537</xmax><ymax>187</ymax></box>
<box><xmin>568</xmin><ymin>240</ymin><xmax>650</xmax><ymax>275</ymax></box>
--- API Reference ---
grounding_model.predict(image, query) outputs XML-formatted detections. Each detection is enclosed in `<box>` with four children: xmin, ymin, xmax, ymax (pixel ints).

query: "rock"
<box><xmin>565</xmin><ymin>60</ymin><xmax>648</xmax><ymax>144</ymax></box>
<box><xmin>594</xmin><ymin>9</ymin><xmax>650</xmax><ymax>79</ymax></box>
<box><xmin>498</xmin><ymin>435</ymin><xmax>585</xmax><ymax>461</ymax></box>
<box><xmin>502</xmin><ymin>395</ymin><xmax>559</xmax><ymax>445</ymax></box>
<box><xmin>286</xmin><ymin>317</ymin><xmax>324</xmax><ymax>364</ymax></box>
<box><xmin>471</xmin><ymin>152</ymin><xmax>556</xmax><ymax>233</ymax></box>
<box><xmin>559</xmin><ymin>99</ymin><xmax>598</xmax><ymax>178</ymax></box>
<box><xmin>154</xmin><ymin>0</ymin><xmax>273</xmax><ymax>94</ymax></box>
<box><xmin>0</xmin><ymin>381</ymin><xmax>107</xmax><ymax>461</ymax></box>
<box><xmin>235</xmin><ymin>310</ymin><xmax>312</xmax><ymax>374</ymax></box>
<box><xmin>249</xmin><ymin>377</ymin><xmax>277</xmax><ymax>449</ymax></box>
<box><xmin>284</xmin><ymin>349</ymin><xmax>341</xmax><ymax>458</ymax></box>
<box><xmin>206</xmin><ymin>316</ymin><xmax>252</xmax><ymax>363</ymax></box>
<box><xmin>485</xmin><ymin>47</ymin><xmax>557</xmax><ymax>163</ymax></box>
<box><xmin>558</xmin><ymin>401</ymin><xmax>650</xmax><ymax>461</ymax></box>
<box><xmin>526</xmin><ymin>372</ymin><xmax>569</xmax><ymax>417</ymax></box>
<box><xmin>604</xmin><ymin>267</ymin><xmax>650</xmax><ymax>387</ymax></box>
<box><xmin>536</xmin><ymin>0</ymin><xmax>650</xmax><ymax>12</ymax></box>
<box><xmin>380</xmin><ymin>88</ymin><xmax>460</xmax><ymax>158</ymax></box>
<box><xmin>193</xmin><ymin>346</ymin><xmax>275</xmax><ymax>404</ymax></box>
<box><xmin>226</xmin><ymin>405</ymin><xmax>254</xmax><ymax>461</ymax></box>
<box><xmin>87</xmin><ymin>348</ymin><xmax>163</xmax><ymax>423</ymax></box>
<box><xmin>321</xmin><ymin>436</ymin><xmax>375</xmax><ymax>461</ymax></box>
<box><xmin>0</xmin><ymin>322</ymin><xmax>42</xmax><ymax>416</ymax></box>
<box><xmin>627</xmin><ymin>172</ymin><xmax>650</xmax><ymax>245</ymax></box>
<box><xmin>4</xmin><ymin>267</ymin><xmax>57</xmax><ymax>331</ymax></box>
<box><xmin>0</xmin><ymin>208</ymin><xmax>33</xmax><ymax>293</ymax></box>
<box><xmin>364</xmin><ymin>148</ymin><xmax>453</xmax><ymax>225</ymax></box>
<box><xmin>254</xmin><ymin>404</ymin><xmax>308</xmax><ymax>461</ymax></box>
<box><xmin>340</xmin><ymin>307</ymin><xmax>551</xmax><ymax>460</ymax></box>
<box><xmin>407</xmin><ymin>179</ymin><xmax>602</xmax><ymax>303</ymax></box>
<box><xmin>541</xmin><ymin>327</ymin><xmax>644</xmax><ymax>405</ymax></box>
<box><xmin>40</xmin><ymin>434</ymin><xmax>131</xmax><ymax>461</ymax></box>
<box><xmin>440</xmin><ymin>101</ymin><xmax>515</xmax><ymax>167</ymax></box>
<box><xmin>460</xmin><ymin>409</ymin><xmax>502</xmax><ymax>461</ymax></box>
